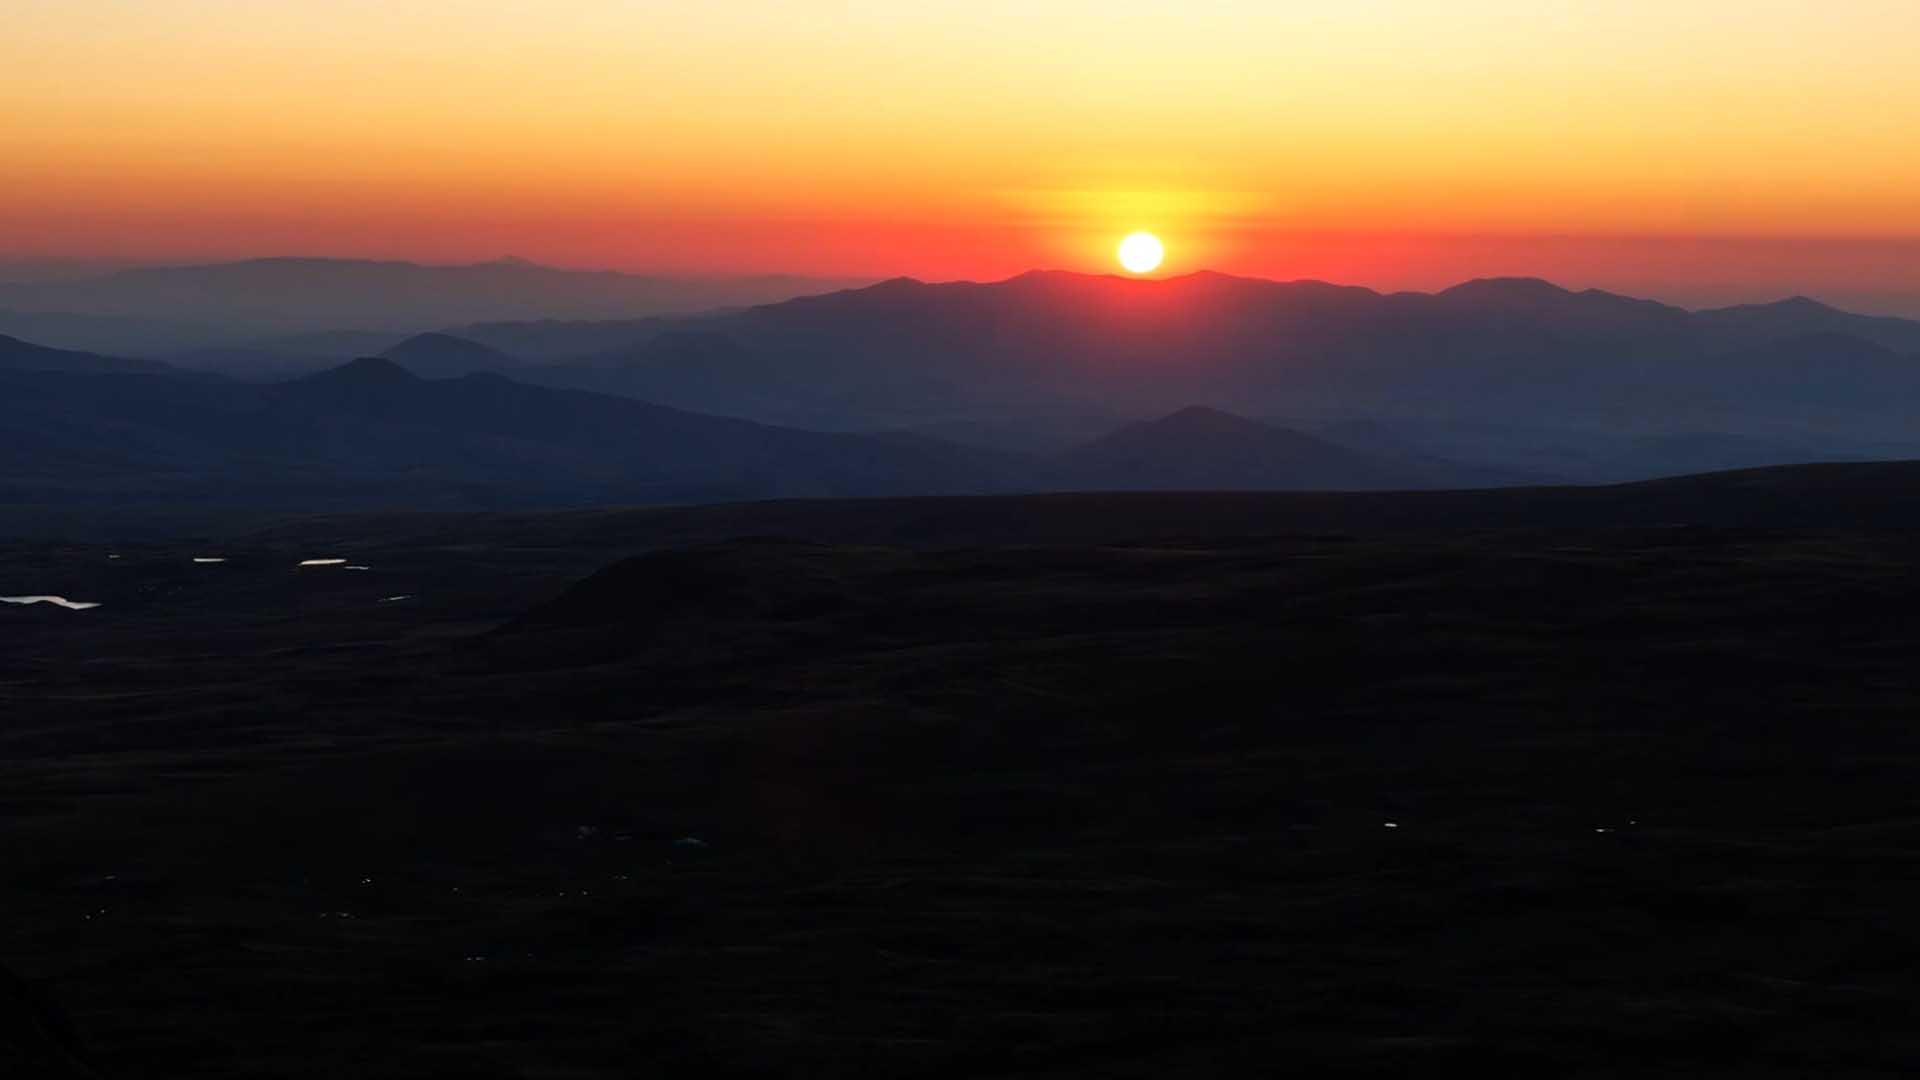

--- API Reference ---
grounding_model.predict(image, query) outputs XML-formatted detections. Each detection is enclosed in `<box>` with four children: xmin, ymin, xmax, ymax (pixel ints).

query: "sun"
<box><xmin>1117</xmin><ymin>232</ymin><xmax>1164</xmax><ymax>274</ymax></box>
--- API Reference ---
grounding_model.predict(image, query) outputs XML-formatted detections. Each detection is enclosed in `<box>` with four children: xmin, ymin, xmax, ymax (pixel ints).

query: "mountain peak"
<box><xmin>1148</xmin><ymin>405</ymin><xmax>1268</xmax><ymax>432</ymax></box>
<box><xmin>1439</xmin><ymin>277</ymin><xmax>1573</xmax><ymax>302</ymax></box>
<box><xmin>380</xmin><ymin>333</ymin><xmax>514</xmax><ymax>377</ymax></box>
<box><xmin>1700</xmin><ymin>294</ymin><xmax>1842</xmax><ymax>318</ymax></box>
<box><xmin>391</xmin><ymin>331</ymin><xmax>472</xmax><ymax>348</ymax></box>
<box><xmin>307</xmin><ymin>356</ymin><xmax>419</xmax><ymax>383</ymax></box>
<box><xmin>1773</xmin><ymin>295</ymin><xmax>1839</xmax><ymax>314</ymax></box>
<box><xmin>1081</xmin><ymin>406</ymin><xmax>1294</xmax><ymax>454</ymax></box>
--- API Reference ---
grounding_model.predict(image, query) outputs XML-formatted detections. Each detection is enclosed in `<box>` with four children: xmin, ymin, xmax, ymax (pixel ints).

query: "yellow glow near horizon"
<box><xmin>4</xmin><ymin>1</ymin><xmax>1920</xmax><ymax>297</ymax></box>
<box><xmin>1118</xmin><ymin>233</ymin><xmax>1165</xmax><ymax>274</ymax></box>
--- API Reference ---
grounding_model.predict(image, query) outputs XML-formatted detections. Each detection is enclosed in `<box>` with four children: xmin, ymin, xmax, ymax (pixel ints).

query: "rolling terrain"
<box><xmin>7</xmin><ymin>469</ymin><xmax>1920</xmax><ymax>1075</ymax></box>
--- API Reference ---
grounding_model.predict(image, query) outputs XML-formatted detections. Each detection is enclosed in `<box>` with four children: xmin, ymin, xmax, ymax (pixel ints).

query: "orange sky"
<box><xmin>5</xmin><ymin>2</ymin><xmax>1920</xmax><ymax>309</ymax></box>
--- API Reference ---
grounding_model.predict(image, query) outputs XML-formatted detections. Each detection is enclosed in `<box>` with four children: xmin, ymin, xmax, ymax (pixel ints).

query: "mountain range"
<box><xmin>6</xmin><ymin>268</ymin><xmax>1920</xmax><ymax>530</ymax></box>
<box><xmin>420</xmin><ymin>273</ymin><xmax>1920</xmax><ymax>448</ymax></box>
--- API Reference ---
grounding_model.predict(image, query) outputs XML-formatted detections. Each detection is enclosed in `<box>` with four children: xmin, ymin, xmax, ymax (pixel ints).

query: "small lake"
<box><xmin>2</xmin><ymin>595</ymin><xmax>101</xmax><ymax>611</ymax></box>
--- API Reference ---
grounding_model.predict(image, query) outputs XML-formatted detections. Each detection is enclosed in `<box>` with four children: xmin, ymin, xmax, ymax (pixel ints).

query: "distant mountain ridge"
<box><xmin>0</xmin><ymin>258</ymin><xmax>869</xmax><ymax>353</ymax></box>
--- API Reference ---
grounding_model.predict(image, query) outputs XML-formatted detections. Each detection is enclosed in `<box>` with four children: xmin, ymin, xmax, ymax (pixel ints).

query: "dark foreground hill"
<box><xmin>8</xmin><ymin>471</ymin><xmax>1920</xmax><ymax>1075</ymax></box>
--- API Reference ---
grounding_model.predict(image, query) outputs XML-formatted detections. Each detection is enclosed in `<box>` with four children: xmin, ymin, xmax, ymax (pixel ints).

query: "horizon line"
<box><xmin>0</xmin><ymin>254</ymin><xmax>1882</xmax><ymax>316</ymax></box>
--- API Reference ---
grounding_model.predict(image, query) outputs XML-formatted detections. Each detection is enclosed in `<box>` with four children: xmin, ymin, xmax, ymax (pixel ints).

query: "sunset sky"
<box><xmin>6</xmin><ymin>1</ymin><xmax>1920</xmax><ymax>309</ymax></box>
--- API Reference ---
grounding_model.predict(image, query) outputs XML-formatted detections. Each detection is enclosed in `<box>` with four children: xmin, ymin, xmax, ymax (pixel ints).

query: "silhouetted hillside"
<box><xmin>446</xmin><ymin>316</ymin><xmax>677</xmax><ymax>361</ymax></box>
<box><xmin>0</xmin><ymin>334</ymin><xmax>174</xmax><ymax>375</ymax></box>
<box><xmin>1693</xmin><ymin>295</ymin><xmax>1920</xmax><ymax>353</ymax></box>
<box><xmin>1694</xmin><ymin>333</ymin><xmax>1920</xmax><ymax>418</ymax></box>
<box><xmin>0</xmin><ymin>309</ymin><xmax>230</xmax><ymax>358</ymax></box>
<box><xmin>380</xmin><ymin>332</ymin><xmax>519</xmax><ymax>378</ymax></box>
<box><xmin>164</xmin><ymin>331</ymin><xmax>409</xmax><ymax>381</ymax></box>
<box><xmin>1057</xmin><ymin>406</ymin><xmax>1440</xmax><ymax>490</ymax></box>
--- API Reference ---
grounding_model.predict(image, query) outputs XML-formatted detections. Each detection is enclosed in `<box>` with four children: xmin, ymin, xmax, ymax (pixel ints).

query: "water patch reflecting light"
<box><xmin>2</xmin><ymin>595</ymin><xmax>101</xmax><ymax>611</ymax></box>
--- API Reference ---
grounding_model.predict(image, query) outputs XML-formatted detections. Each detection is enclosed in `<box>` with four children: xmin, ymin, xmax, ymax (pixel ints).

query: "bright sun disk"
<box><xmin>1118</xmin><ymin>232</ymin><xmax>1164</xmax><ymax>274</ymax></box>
